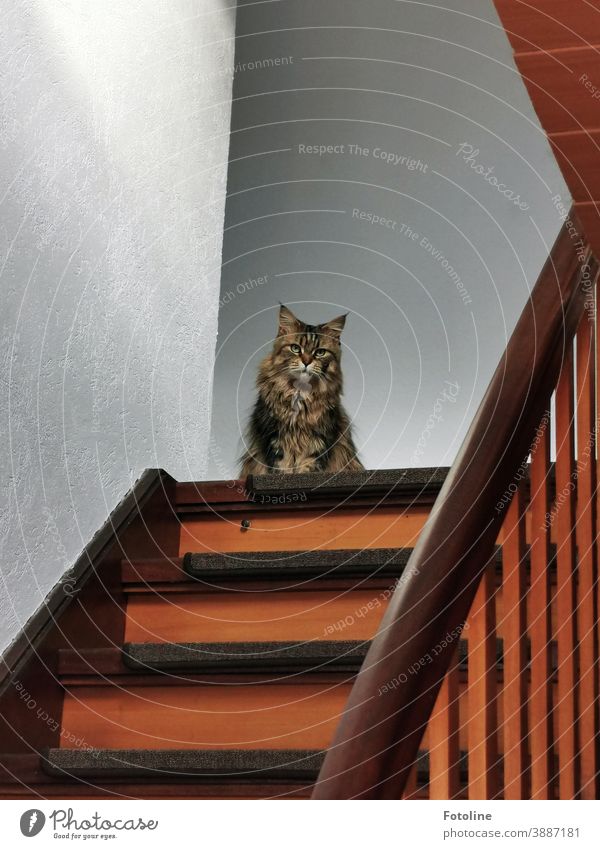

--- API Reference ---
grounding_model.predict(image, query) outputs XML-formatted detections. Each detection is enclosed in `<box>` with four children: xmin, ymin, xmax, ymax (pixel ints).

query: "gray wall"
<box><xmin>0</xmin><ymin>1</ymin><xmax>234</xmax><ymax>654</ymax></box>
<box><xmin>208</xmin><ymin>0</ymin><xmax>569</xmax><ymax>479</ymax></box>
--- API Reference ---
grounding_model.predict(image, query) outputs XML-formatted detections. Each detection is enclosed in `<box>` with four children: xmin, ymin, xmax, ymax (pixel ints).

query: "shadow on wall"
<box><xmin>207</xmin><ymin>0</ymin><xmax>568</xmax><ymax>479</ymax></box>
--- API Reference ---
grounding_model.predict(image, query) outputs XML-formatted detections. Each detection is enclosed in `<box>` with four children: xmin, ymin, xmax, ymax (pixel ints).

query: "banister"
<box><xmin>312</xmin><ymin>210</ymin><xmax>599</xmax><ymax>799</ymax></box>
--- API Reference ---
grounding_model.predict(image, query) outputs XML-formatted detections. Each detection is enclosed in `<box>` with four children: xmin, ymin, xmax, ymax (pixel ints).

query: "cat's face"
<box><xmin>271</xmin><ymin>305</ymin><xmax>346</xmax><ymax>383</ymax></box>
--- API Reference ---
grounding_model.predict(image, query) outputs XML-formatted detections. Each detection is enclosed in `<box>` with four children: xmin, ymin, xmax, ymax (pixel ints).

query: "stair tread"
<box><xmin>43</xmin><ymin>748</ymin><xmax>325</xmax><ymax>780</ymax></box>
<box><xmin>123</xmin><ymin>548</ymin><xmax>413</xmax><ymax>585</ymax></box>
<box><xmin>42</xmin><ymin>747</ymin><xmax>469</xmax><ymax>783</ymax></box>
<box><xmin>175</xmin><ymin>467</ymin><xmax>450</xmax><ymax>509</ymax></box>
<box><xmin>59</xmin><ymin>637</ymin><xmax>559</xmax><ymax>678</ymax></box>
<box><xmin>248</xmin><ymin>467</ymin><xmax>449</xmax><ymax>495</ymax></box>
<box><xmin>123</xmin><ymin>640</ymin><xmax>369</xmax><ymax>672</ymax></box>
<box><xmin>126</xmin><ymin>543</ymin><xmax>556</xmax><ymax>585</ymax></box>
<box><xmin>183</xmin><ymin>547</ymin><xmax>412</xmax><ymax>579</ymax></box>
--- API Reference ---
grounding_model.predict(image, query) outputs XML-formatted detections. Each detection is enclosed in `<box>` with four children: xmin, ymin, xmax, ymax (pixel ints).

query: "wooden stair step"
<box><xmin>122</xmin><ymin>548</ymin><xmax>411</xmax><ymax>585</ymax></box>
<box><xmin>0</xmin><ymin>753</ymin><xmax>316</xmax><ymax>798</ymax></box>
<box><xmin>176</xmin><ymin>471</ymin><xmax>444</xmax><ymax>554</ymax></box>
<box><xmin>248</xmin><ymin>467</ymin><xmax>448</xmax><ymax>497</ymax></box>
<box><xmin>121</xmin><ymin>554</ymin><xmax>557</xmax><ymax>645</ymax></box>
<box><xmin>43</xmin><ymin>748</ymin><xmax>324</xmax><ymax>781</ymax></box>
<box><xmin>58</xmin><ymin>681</ymin><xmax>351</xmax><ymax>749</ymax></box>
<box><xmin>183</xmin><ymin>547</ymin><xmax>410</xmax><ymax>579</ymax></box>
<box><xmin>0</xmin><ymin>747</ymin><xmax>558</xmax><ymax>797</ymax></box>
<box><xmin>122</xmin><ymin>640</ymin><xmax>368</xmax><ymax>673</ymax></box>
<box><xmin>58</xmin><ymin>647</ymin><xmax>357</xmax><ymax>683</ymax></box>
<box><xmin>175</xmin><ymin>467</ymin><xmax>449</xmax><ymax>509</ymax></box>
<box><xmin>41</xmin><ymin>746</ymin><xmax>467</xmax><ymax>785</ymax></box>
<box><xmin>125</xmin><ymin>545</ymin><xmax>556</xmax><ymax>585</ymax></box>
<box><xmin>58</xmin><ymin>637</ymin><xmax>558</xmax><ymax>678</ymax></box>
<box><xmin>123</xmin><ymin>587</ymin><xmax>389</xmax><ymax>643</ymax></box>
<box><xmin>119</xmin><ymin>638</ymin><xmax>557</xmax><ymax>676</ymax></box>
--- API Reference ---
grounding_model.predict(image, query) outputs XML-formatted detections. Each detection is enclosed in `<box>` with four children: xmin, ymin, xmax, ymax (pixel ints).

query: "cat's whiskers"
<box><xmin>240</xmin><ymin>305</ymin><xmax>363</xmax><ymax>476</ymax></box>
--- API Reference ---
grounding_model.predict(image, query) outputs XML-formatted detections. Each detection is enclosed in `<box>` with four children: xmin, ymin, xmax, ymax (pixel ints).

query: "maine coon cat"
<box><xmin>240</xmin><ymin>305</ymin><xmax>364</xmax><ymax>476</ymax></box>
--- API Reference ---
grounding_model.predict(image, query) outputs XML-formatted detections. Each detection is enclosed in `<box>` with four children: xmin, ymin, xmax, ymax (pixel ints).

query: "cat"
<box><xmin>240</xmin><ymin>305</ymin><xmax>364</xmax><ymax>476</ymax></box>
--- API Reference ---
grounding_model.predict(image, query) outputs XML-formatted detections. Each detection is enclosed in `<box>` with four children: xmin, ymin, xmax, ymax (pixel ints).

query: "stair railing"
<box><xmin>312</xmin><ymin>209</ymin><xmax>599</xmax><ymax>799</ymax></box>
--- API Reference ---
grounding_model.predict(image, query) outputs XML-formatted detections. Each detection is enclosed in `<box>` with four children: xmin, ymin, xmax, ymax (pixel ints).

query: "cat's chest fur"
<box><xmin>267</xmin><ymin>382</ymin><xmax>329</xmax><ymax>468</ymax></box>
<box><xmin>239</xmin><ymin>305</ymin><xmax>363</xmax><ymax>476</ymax></box>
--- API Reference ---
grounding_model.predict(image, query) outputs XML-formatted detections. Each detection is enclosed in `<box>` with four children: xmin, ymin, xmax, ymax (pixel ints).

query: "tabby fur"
<box><xmin>240</xmin><ymin>305</ymin><xmax>364</xmax><ymax>476</ymax></box>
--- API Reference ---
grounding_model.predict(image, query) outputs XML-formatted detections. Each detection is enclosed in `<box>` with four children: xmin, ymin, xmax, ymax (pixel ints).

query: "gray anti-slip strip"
<box><xmin>42</xmin><ymin>748</ymin><xmax>326</xmax><ymax>780</ymax></box>
<box><xmin>248</xmin><ymin>466</ymin><xmax>449</xmax><ymax>494</ymax></box>
<box><xmin>121</xmin><ymin>637</ymin><xmax>556</xmax><ymax>675</ymax></box>
<box><xmin>182</xmin><ymin>545</ymin><xmax>515</xmax><ymax>579</ymax></box>
<box><xmin>122</xmin><ymin>640</ymin><xmax>370</xmax><ymax>671</ymax></box>
<box><xmin>42</xmin><ymin>748</ymin><xmax>471</xmax><ymax>783</ymax></box>
<box><xmin>183</xmin><ymin>546</ymin><xmax>411</xmax><ymax>578</ymax></box>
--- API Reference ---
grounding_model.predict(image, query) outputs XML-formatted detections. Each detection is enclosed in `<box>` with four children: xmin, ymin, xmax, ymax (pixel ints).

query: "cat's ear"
<box><xmin>277</xmin><ymin>304</ymin><xmax>300</xmax><ymax>337</ymax></box>
<box><xmin>320</xmin><ymin>313</ymin><xmax>347</xmax><ymax>342</ymax></box>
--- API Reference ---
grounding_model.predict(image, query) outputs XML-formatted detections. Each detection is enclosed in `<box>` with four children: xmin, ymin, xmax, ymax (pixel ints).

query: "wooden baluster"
<box><xmin>576</xmin><ymin>306</ymin><xmax>599</xmax><ymax>799</ymax></box>
<box><xmin>312</xmin><ymin>226</ymin><xmax>591</xmax><ymax>801</ymax></box>
<box><xmin>597</xmin><ymin>282</ymin><xmax>600</xmax><ymax>752</ymax></box>
<box><xmin>502</xmin><ymin>483</ymin><xmax>528</xmax><ymax>798</ymax></box>
<box><xmin>555</xmin><ymin>346</ymin><xmax>579</xmax><ymax>798</ymax></box>
<box><xmin>529</xmin><ymin>413</ymin><xmax>554</xmax><ymax>798</ymax></box>
<box><xmin>428</xmin><ymin>648</ymin><xmax>460</xmax><ymax>799</ymax></box>
<box><xmin>467</xmin><ymin>562</ymin><xmax>499</xmax><ymax>799</ymax></box>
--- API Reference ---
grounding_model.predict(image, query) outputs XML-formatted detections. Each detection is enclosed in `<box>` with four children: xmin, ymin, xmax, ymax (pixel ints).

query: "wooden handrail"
<box><xmin>312</xmin><ymin>211</ymin><xmax>598</xmax><ymax>799</ymax></box>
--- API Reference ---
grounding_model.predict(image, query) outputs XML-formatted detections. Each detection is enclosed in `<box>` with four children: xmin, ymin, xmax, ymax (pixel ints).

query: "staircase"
<box><xmin>0</xmin><ymin>466</ymin><xmax>568</xmax><ymax>800</ymax></box>
<box><xmin>1</xmin><ymin>210</ymin><xmax>599</xmax><ymax>800</ymax></box>
<box><xmin>0</xmin><ymin>469</ymin><xmax>444</xmax><ymax>799</ymax></box>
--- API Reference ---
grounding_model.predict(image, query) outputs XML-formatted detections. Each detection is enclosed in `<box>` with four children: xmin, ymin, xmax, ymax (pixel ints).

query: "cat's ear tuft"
<box><xmin>277</xmin><ymin>304</ymin><xmax>300</xmax><ymax>337</ymax></box>
<box><xmin>320</xmin><ymin>313</ymin><xmax>347</xmax><ymax>341</ymax></box>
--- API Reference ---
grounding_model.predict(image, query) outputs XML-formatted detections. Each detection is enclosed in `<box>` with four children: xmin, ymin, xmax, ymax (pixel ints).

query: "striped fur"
<box><xmin>240</xmin><ymin>305</ymin><xmax>364</xmax><ymax>476</ymax></box>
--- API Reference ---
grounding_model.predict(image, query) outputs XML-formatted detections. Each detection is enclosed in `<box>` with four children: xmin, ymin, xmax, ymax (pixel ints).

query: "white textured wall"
<box><xmin>0</xmin><ymin>1</ymin><xmax>235</xmax><ymax>653</ymax></box>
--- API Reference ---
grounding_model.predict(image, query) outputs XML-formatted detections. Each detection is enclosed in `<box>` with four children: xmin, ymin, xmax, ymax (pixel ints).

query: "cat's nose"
<box><xmin>301</xmin><ymin>354</ymin><xmax>311</xmax><ymax>366</ymax></box>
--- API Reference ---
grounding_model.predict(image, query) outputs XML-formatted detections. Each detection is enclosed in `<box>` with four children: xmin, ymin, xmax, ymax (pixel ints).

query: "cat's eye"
<box><xmin>315</xmin><ymin>348</ymin><xmax>327</xmax><ymax>358</ymax></box>
<box><xmin>289</xmin><ymin>344</ymin><xmax>301</xmax><ymax>354</ymax></box>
